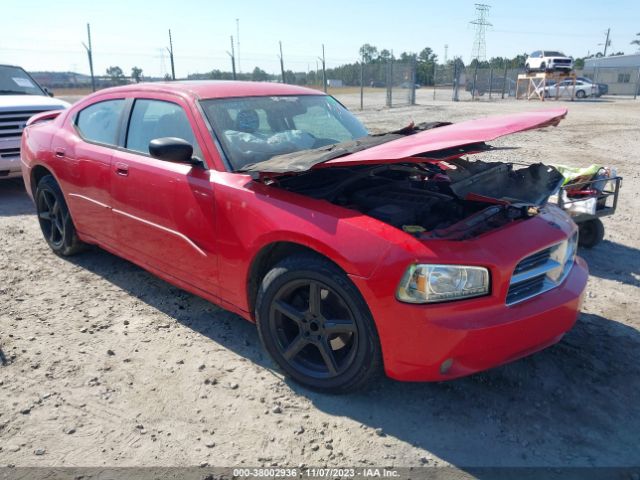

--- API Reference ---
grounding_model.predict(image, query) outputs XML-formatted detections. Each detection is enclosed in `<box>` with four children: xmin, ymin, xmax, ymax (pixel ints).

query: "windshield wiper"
<box><xmin>0</xmin><ymin>90</ymin><xmax>29</xmax><ymax>95</ymax></box>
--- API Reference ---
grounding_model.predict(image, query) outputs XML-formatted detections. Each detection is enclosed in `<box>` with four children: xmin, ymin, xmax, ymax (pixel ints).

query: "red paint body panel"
<box><xmin>20</xmin><ymin>81</ymin><xmax>587</xmax><ymax>382</ymax></box>
<box><xmin>323</xmin><ymin>108</ymin><xmax>568</xmax><ymax>166</ymax></box>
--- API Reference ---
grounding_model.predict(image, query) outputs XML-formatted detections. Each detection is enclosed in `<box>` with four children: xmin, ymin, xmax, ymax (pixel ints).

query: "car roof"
<box><xmin>93</xmin><ymin>80</ymin><xmax>324</xmax><ymax>100</ymax></box>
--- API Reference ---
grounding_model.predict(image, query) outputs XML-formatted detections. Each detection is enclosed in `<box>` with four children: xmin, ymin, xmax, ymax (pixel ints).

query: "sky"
<box><xmin>1</xmin><ymin>0</ymin><xmax>638</xmax><ymax>78</ymax></box>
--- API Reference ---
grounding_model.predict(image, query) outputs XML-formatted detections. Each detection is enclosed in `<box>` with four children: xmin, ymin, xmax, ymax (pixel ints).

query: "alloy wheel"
<box><xmin>37</xmin><ymin>189</ymin><xmax>66</xmax><ymax>249</ymax></box>
<box><xmin>268</xmin><ymin>279</ymin><xmax>359</xmax><ymax>379</ymax></box>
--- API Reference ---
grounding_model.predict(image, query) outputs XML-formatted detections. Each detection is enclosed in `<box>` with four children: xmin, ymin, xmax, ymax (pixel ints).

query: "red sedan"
<box><xmin>20</xmin><ymin>81</ymin><xmax>588</xmax><ymax>392</ymax></box>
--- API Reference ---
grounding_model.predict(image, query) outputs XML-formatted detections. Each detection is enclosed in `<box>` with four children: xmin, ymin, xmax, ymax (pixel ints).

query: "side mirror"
<box><xmin>149</xmin><ymin>137</ymin><xmax>203</xmax><ymax>167</ymax></box>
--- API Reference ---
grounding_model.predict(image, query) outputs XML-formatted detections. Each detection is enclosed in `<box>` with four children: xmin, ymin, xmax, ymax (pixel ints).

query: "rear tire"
<box><xmin>35</xmin><ymin>175</ymin><xmax>84</xmax><ymax>256</ymax></box>
<box><xmin>576</xmin><ymin>89</ymin><xmax>586</xmax><ymax>99</ymax></box>
<box><xmin>578</xmin><ymin>218</ymin><xmax>605</xmax><ymax>248</ymax></box>
<box><xmin>255</xmin><ymin>254</ymin><xmax>382</xmax><ymax>393</ymax></box>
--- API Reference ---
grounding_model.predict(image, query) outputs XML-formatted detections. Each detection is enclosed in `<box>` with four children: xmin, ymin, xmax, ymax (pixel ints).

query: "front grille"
<box><xmin>513</xmin><ymin>247</ymin><xmax>552</xmax><ymax>275</ymax></box>
<box><xmin>553</xmin><ymin>59</ymin><xmax>571</xmax><ymax>65</ymax></box>
<box><xmin>0</xmin><ymin>109</ymin><xmax>53</xmax><ymax>139</ymax></box>
<box><xmin>0</xmin><ymin>147</ymin><xmax>20</xmax><ymax>159</ymax></box>
<box><xmin>506</xmin><ymin>234</ymin><xmax>577</xmax><ymax>306</ymax></box>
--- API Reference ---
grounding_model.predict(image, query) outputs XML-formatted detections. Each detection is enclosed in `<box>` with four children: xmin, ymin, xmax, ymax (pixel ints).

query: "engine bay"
<box><xmin>270</xmin><ymin>159</ymin><xmax>564</xmax><ymax>239</ymax></box>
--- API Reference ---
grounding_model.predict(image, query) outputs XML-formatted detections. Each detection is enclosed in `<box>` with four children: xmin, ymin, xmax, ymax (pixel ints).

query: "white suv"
<box><xmin>525</xmin><ymin>51</ymin><xmax>573</xmax><ymax>73</ymax></box>
<box><xmin>1</xmin><ymin>65</ymin><xmax>70</xmax><ymax>179</ymax></box>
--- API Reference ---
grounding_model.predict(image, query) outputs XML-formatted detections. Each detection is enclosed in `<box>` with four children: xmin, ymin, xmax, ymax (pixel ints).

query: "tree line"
<box><xmin>100</xmin><ymin>41</ymin><xmax>636</xmax><ymax>88</ymax></box>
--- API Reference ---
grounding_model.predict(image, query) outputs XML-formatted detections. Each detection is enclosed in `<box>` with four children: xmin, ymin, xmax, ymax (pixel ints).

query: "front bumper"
<box><xmin>352</xmin><ymin>256</ymin><xmax>588</xmax><ymax>382</ymax></box>
<box><xmin>548</xmin><ymin>61</ymin><xmax>573</xmax><ymax>70</ymax></box>
<box><xmin>0</xmin><ymin>153</ymin><xmax>22</xmax><ymax>179</ymax></box>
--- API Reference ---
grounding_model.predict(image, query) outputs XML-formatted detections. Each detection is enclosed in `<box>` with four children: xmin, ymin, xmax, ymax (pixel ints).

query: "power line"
<box><xmin>470</xmin><ymin>3</ymin><xmax>492</xmax><ymax>62</ymax></box>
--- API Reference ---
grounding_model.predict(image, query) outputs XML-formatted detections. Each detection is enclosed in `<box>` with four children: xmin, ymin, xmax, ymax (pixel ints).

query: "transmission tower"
<box><xmin>470</xmin><ymin>3</ymin><xmax>491</xmax><ymax>62</ymax></box>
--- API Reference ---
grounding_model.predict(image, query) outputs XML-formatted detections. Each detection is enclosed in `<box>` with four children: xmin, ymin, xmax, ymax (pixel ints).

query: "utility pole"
<box><xmin>236</xmin><ymin>19</ymin><xmax>241</xmax><ymax>74</ymax></box>
<box><xmin>603</xmin><ymin>28</ymin><xmax>611</xmax><ymax>56</ymax></box>
<box><xmin>279</xmin><ymin>41</ymin><xmax>286</xmax><ymax>83</ymax></box>
<box><xmin>318</xmin><ymin>44</ymin><xmax>327</xmax><ymax>93</ymax></box>
<box><xmin>227</xmin><ymin>36</ymin><xmax>236</xmax><ymax>80</ymax></box>
<box><xmin>470</xmin><ymin>4</ymin><xmax>492</xmax><ymax>62</ymax></box>
<box><xmin>167</xmin><ymin>29</ymin><xmax>175</xmax><ymax>80</ymax></box>
<box><xmin>81</xmin><ymin>23</ymin><xmax>96</xmax><ymax>92</ymax></box>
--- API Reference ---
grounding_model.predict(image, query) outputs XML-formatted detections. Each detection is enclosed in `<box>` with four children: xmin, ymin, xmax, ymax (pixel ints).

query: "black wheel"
<box><xmin>35</xmin><ymin>175</ymin><xmax>84</xmax><ymax>256</ymax></box>
<box><xmin>255</xmin><ymin>254</ymin><xmax>382</xmax><ymax>393</ymax></box>
<box><xmin>576</xmin><ymin>89</ymin><xmax>586</xmax><ymax>99</ymax></box>
<box><xmin>540</xmin><ymin>62</ymin><xmax>547</xmax><ymax>72</ymax></box>
<box><xmin>578</xmin><ymin>218</ymin><xmax>604</xmax><ymax>248</ymax></box>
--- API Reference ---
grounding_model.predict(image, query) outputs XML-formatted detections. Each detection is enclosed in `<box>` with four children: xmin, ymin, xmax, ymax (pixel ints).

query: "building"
<box><xmin>583</xmin><ymin>54</ymin><xmax>640</xmax><ymax>95</ymax></box>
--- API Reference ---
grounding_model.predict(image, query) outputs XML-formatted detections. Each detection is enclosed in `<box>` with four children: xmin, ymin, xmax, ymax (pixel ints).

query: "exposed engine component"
<box><xmin>274</xmin><ymin>160</ymin><xmax>559</xmax><ymax>239</ymax></box>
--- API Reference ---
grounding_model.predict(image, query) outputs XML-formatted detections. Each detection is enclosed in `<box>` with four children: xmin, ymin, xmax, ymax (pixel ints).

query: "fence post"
<box><xmin>410</xmin><ymin>57</ymin><xmax>417</xmax><ymax>105</ymax></box>
<box><xmin>501</xmin><ymin>65</ymin><xmax>508</xmax><ymax>99</ymax></box>
<box><xmin>452</xmin><ymin>62</ymin><xmax>459</xmax><ymax>102</ymax></box>
<box><xmin>635</xmin><ymin>67</ymin><xmax>640</xmax><ymax>100</ymax></box>
<box><xmin>360</xmin><ymin>62</ymin><xmax>364</xmax><ymax>110</ymax></box>
<box><xmin>471</xmin><ymin>62</ymin><xmax>479</xmax><ymax>100</ymax></box>
<box><xmin>386</xmin><ymin>60</ymin><xmax>392</xmax><ymax>108</ymax></box>
<box><xmin>488</xmin><ymin>68</ymin><xmax>494</xmax><ymax>99</ymax></box>
<box><xmin>433</xmin><ymin>63</ymin><xmax>437</xmax><ymax>101</ymax></box>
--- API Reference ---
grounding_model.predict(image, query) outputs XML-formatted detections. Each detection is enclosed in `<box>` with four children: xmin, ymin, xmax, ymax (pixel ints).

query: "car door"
<box><xmin>109</xmin><ymin>95</ymin><xmax>219</xmax><ymax>293</ymax></box>
<box><xmin>52</xmin><ymin>97</ymin><xmax>125</xmax><ymax>243</ymax></box>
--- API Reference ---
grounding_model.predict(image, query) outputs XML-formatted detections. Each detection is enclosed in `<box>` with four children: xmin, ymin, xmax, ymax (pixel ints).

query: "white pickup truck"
<box><xmin>1</xmin><ymin>65</ymin><xmax>70</xmax><ymax>179</ymax></box>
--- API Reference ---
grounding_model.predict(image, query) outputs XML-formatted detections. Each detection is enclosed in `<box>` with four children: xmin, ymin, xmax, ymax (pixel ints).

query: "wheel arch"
<box><xmin>246</xmin><ymin>241</ymin><xmax>349</xmax><ymax>318</ymax></box>
<box><xmin>30</xmin><ymin>164</ymin><xmax>56</xmax><ymax>196</ymax></box>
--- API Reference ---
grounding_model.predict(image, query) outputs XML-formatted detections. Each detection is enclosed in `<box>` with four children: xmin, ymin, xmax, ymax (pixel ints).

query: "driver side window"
<box><xmin>125</xmin><ymin>99</ymin><xmax>203</xmax><ymax>158</ymax></box>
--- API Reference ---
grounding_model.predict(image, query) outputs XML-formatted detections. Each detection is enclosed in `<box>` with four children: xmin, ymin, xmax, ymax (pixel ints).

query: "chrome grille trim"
<box><xmin>0</xmin><ymin>108</ymin><xmax>56</xmax><ymax>139</ymax></box>
<box><xmin>506</xmin><ymin>234</ymin><xmax>577</xmax><ymax>306</ymax></box>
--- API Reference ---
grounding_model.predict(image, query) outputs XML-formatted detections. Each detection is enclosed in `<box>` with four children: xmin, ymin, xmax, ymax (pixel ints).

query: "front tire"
<box><xmin>35</xmin><ymin>175</ymin><xmax>84</xmax><ymax>256</ymax></box>
<box><xmin>255</xmin><ymin>254</ymin><xmax>382</xmax><ymax>393</ymax></box>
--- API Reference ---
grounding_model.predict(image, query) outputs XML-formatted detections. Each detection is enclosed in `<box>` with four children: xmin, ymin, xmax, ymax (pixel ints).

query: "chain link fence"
<box><xmin>580</xmin><ymin>66</ymin><xmax>640</xmax><ymax>96</ymax></box>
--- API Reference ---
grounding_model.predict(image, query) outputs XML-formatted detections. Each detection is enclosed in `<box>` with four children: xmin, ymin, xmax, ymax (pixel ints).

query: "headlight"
<box><xmin>547</xmin><ymin>232</ymin><xmax>578</xmax><ymax>282</ymax></box>
<box><xmin>396</xmin><ymin>264</ymin><xmax>490</xmax><ymax>304</ymax></box>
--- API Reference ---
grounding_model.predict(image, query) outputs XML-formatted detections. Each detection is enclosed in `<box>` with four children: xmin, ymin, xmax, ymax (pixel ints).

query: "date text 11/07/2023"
<box><xmin>232</xmin><ymin>467</ymin><xmax>400</xmax><ymax>477</ymax></box>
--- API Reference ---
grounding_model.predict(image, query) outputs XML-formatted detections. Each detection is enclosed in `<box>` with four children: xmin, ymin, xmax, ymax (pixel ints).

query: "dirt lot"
<box><xmin>1</xmin><ymin>94</ymin><xmax>639</xmax><ymax>471</ymax></box>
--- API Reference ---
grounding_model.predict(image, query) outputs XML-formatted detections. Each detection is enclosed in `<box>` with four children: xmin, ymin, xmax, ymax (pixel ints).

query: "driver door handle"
<box><xmin>115</xmin><ymin>162</ymin><xmax>129</xmax><ymax>176</ymax></box>
<box><xmin>54</xmin><ymin>148</ymin><xmax>65</xmax><ymax>158</ymax></box>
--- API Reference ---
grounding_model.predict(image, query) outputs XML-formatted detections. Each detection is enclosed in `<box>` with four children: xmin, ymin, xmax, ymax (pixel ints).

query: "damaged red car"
<box><xmin>20</xmin><ymin>82</ymin><xmax>588</xmax><ymax>392</ymax></box>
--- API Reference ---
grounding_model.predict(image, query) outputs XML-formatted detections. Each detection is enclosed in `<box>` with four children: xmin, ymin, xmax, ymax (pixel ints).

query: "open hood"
<box><xmin>242</xmin><ymin>108</ymin><xmax>567</xmax><ymax>175</ymax></box>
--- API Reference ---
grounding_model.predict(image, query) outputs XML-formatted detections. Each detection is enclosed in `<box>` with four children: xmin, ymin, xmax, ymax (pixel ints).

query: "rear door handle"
<box><xmin>54</xmin><ymin>148</ymin><xmax>65</xmax><ymax>158</ymax></box>
<box><xmin>115</xmin><ymin>162</ymin><xmax>129</xmax><ymax>176</ymax></box>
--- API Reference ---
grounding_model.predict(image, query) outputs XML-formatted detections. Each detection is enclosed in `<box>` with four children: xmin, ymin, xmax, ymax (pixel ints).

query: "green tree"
<box><xmin>415</xmin><ymin>47</ymin><xmax>437</xmax><ymax>86</ymax></box>
<box><xmin>359</xmin><ymin>44</ymin><xmax>379</xmax><ymax>63</ymax></box>
<box><xmin>106</xmin><ymin>66</ymin><xmax>125</xmax><ymax>85</ymax></box>
<box><xmin>631</xmin><ymin>32</ymin><xmax>640</xmax><ymax>50</ymax></box>
<box><xmin>379</xmin><ymin>49</ymin><xmax>393</xmax><ymax>63</ymax></box>
<box><xmin>251</xmin><ymin>67</ymin><xmax>269</xmax><ymax>82</ymax></box>
<box><xmin>418</xmin><ymin>47</ymin><xmax>437</xmax><ymax>63</ymax></box>
<box><xmin>131</xmin><ymin>66</ymin><xmax>143</xmax><ymax>83</ymax></box>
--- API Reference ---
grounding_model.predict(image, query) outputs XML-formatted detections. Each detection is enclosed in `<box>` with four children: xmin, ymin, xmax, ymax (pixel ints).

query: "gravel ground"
<box><xmin>1</xmin><ymin>94</ymin><xmax>639</xmax><ymax>471</ymax></box>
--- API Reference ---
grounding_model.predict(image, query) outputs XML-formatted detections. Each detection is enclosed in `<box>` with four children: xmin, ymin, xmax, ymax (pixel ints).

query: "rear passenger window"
<box><xmin>125</xmin><ymin>99</ymin><xmax>202</xmax><ymax>158</ymax></box>
<box><xmin>76</xmin><ymin>99</ymin><xmax>124</xmax><ymax>146</ymax></box>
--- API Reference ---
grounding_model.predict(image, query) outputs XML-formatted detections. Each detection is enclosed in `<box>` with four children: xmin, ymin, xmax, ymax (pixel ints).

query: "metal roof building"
<box><xmin>583</xmin><ymin>54</ymin><xmax>640</xmax><ymax>95</ymax></box>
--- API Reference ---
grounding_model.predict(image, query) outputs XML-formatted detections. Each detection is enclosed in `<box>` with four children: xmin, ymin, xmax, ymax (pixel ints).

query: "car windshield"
<box><xmin>200</xmin><ymin>95</ymin><xmax>368</xmax><ymax>171</ymax></box>
<box><xmin>0</xmin><ymin>65</ymin><xmax>46</xmax><ymax>95</ymax></box>
<box><xmin>544</xmin><ymin>51</ymin><xmax>565</xmax><ymax>57</ymax></box>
